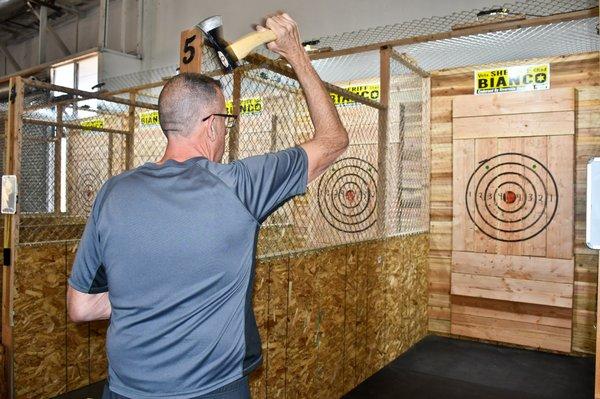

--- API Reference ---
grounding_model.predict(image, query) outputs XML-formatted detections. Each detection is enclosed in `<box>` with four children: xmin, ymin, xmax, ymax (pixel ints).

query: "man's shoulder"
<box><xmin>94</xmin><ymin>169</ymin><xmax>139</xmax><ymax>207</ymax></box>
<box><xmin>193</xmin><ymin>158</ymin><xmax>240</xmax><ymax>186</ymax></box>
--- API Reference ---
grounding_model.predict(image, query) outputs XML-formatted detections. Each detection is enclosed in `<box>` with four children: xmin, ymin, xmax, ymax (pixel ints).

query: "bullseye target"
<box><xmin>79</xmin><ymin>173</ymin><xmax>102</xmax><ymax>212</ymax></box>
<box><xmin>318</xmin><ymin>157</ymin><xmax>378</xmax><ymax>233</ymax></box>
<box><xmin>465</xmin><ymin>152</ymin><xmax>558</xmax><ymax>242</ymax></box>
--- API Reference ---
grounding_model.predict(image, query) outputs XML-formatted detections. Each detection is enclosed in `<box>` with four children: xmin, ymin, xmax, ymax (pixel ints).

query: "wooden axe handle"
<box><xmin>226</xmin><ymin>29</ymin><xmax>277</xmax><ymax>61</ymax></box>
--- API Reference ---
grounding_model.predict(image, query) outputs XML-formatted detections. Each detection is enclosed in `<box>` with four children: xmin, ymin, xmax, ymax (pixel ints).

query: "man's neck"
<box><xmin>157</xmin><ymin>140</ymin><xmax>212</xmax><ymax>164</ymax></box>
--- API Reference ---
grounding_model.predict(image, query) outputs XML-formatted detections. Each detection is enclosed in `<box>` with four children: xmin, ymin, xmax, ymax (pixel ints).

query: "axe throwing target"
<box><xmin>317</xmin><ymin>157</ymin><xmax>378</xmax><ymax>233</ymax></box>
<box><xmin>79</xmin><ymin>173</ymin><xmax>102</xmax><ymax>212</ymax></box>
<box><xmin>465</xmin><ymin>152</ymin><xmax>558</xmax><ymax>242</ymax></box>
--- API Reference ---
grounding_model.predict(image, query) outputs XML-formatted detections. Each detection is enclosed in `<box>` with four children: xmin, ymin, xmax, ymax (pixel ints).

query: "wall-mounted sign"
<box><xmin>80</xmin><ymin>118</ymin><xmax>104</xmax><ymax>129</ymax></box>
<box><xmin>140</xmin><ymin>111</ymin><xmax>160</xmax><ymax>126</ymax></box>
<box><xmin>226</xmin><ymin>98</ymin><xmax>263</xmax><ymax>115</ymax></box>
<box><xmin>474</xmin><ymin>64</ymin><xmax>550</xmax><ymax>95</ymax></box>
<box><xmin>331</xmin><ymin>84</ymin><xmax>380</xmax><ymax>107</ymax></box>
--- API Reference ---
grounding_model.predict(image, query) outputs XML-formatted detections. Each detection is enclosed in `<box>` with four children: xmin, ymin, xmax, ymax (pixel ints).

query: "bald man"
<box><xmin>67</xmin><ymin>13</ymin><xmax>348</xmax><ymax>399</ymax></box>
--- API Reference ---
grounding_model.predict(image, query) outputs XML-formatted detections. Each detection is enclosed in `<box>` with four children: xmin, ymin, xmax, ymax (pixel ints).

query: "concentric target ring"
<box><xmin>493</xmin><ymin>181</ymin><xmax>526</xmax><ymax>214</ymax></box>
<box><xmin>330</xmin><ymin>173</ymin><xmax>371</xmax><ymax>218</ymax></box>
<box><xmin>318</xmin><ymin>157</ymin><xmax>378</xmax><ymax>233</ymax></box>
<box><xmin>475</xmin><ymin>162</ymin><xmax>545</xmax><ymax>233</ymax></box>
<box><xmin>465</xmin><ymin>153</ymin><xmax>558</xmax><ymax>242</ymax></box>
<box><xmin>481</xmin><ymin>169</ymin><xmax>539</xmax><ymax>225</ymax></box>
<box><xmin>338</xmin><ymin>182</ymin><xmax>363</xmax><ymax>209</ymax></box>
<box><xmin>78</xmin><ymin>172</ymin><xmax>102</xmax><ymax>212</ymax></box>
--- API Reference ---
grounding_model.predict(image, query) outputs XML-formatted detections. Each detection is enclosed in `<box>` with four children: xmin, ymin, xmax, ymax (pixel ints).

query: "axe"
<box><xmin>196</xmin><ymin>15</ymin><xmax>277</xmax><ymax>72</ymax></box>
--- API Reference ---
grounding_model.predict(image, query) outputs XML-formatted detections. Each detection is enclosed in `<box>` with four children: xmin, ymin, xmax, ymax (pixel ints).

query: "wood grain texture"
<box><xmin>286</xmin><ymin>251</ymin><xmax>320</xmax><ymax>399</ymax></box>
<box><xmin>572</xmin><ymin>87</ymin><xmax>600</xmax><ymax>354</ymax></box>
<box><xmin>248</xmin><ymin>257</ymin><xmax>269</xmax><ymax>399</ymax></box>
<box><xmin>365</xmin><ymin>241</ymin><xmax>387</xmax><ymax>376</ymax></box>
<box><xmin>452</xmin><ymin>87</ymin><xmax>575</xmax><ymax>117</ymax></box>
<box><xmin>451</xmin><ymin>140</ymin><xmax>474</xmax><ymax>252</ymax></box>
<box><xmin>546</xmin><ymin>135</ymin><xmax>575</xmax><ymax>259</ymax></box>
<box><xmin>342</xmin><ymin>245</ymin><xmax>360</xmax><ymax>393</ymax></box>
<box><xmin>452</xmin><ymin>295</ymin><xmax>572</xmax><ymax>328</ymax></box>
<box><xmin>451</xmin><ymin>313</ymin><xmax>571</xmax><ymax>352</ymax></box>
<box><xmin>265</xmin><ymin>257</ymin><xmax>288</xmax><ymax>399</ymax></box>
<box><xmin>473</xmin><ymin>138</ymin><xmax>498</xmax><ymax>253</ymax></box>
<box><xmin>451</xmin><ymin>272</ymin><xmax>573</xmax><ymax>308</ymax></box>
<box><xmin>13</xmin><ymin>244</ymin><xmax>67</xmax><ymax>399</ymax></box>
<box><xmin>66</xmin><ymin>243</ymin><xmax>90</xmax><ymax>392</ymax></box>
<box><xmin>353</xmin><ymin>242</ymin><xmax>370</xmax><ymax>388</ymax></box>
<box><xmin>450</xmin><ymin>94</ymin><xmax>575</xmax><ymax>349</ymax></box>
<box><xmin>453</xmin><ymin>111</ymin><xmax>575</xmax><ymax>139</ymax></box>
<box><xmin>428</xmin><ymin>52</ymin><xmax>599</xmax><ymax>349</ymax></box>
<box><xmin>519</xmin><ymin>136</ymin><xmax>548</xmax><ymax>257</ymax></box>
<box><xmin>10</xmin><ymin>230</ymin><xmax>428</xmax><ymax>399</ymax></box>
<box><xmin>89</xmin><ymin>320</ymin><xmax>108</xmax><ymax>383</ymax></box>
<box><xmin>452</xmin><ymin>251</ymin><xmax>574</xmax><ymax>283</ymax></box>
<box><xmin>315</xmin><ymin>247</ymin><xmax>347</xmax><ymax>399</ymax></box>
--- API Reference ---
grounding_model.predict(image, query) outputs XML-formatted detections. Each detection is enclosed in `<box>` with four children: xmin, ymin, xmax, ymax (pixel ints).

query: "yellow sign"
<box><xmin>330</xmin><ymin>84</ymin><xmax>380</xmax><ymax>107</ymax></box>
<box><xmin>80</xmin><ymin>119</ymin><xmax>104</xmax><ymax>129</ymax></box>
<box><xmin>140</xmin><ymin>111</ymin><xmax>160</xmax><ymax>126</ymax></box>
<box><xmin>475</xmin><ymin>64</ymin><xmax>550</xmax><ymax>94</ymax></box>
<box><xmin>226</xmin><ymin>98</ymin><xmax>263</xmax><ymax>115</ymax></box>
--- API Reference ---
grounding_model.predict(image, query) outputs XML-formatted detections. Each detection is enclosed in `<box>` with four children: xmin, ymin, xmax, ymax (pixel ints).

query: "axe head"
<box><xmin>196</xmin><ymin>15</ymin><xmax>238</xmax><ymax>73</ymax></box>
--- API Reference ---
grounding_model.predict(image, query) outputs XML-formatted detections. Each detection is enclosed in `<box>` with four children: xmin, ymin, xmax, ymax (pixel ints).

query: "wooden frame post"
<box><xmin>3</xmin><ymin>76</ymin><xmax>24</xmax><ymax>399</ymax></box>
<box><xmin>228</xmin><ymin>69</ymin><xmax>242</xmax><ymax>162</ymax></box>
<box><xmin>421</xmin><ymin>76</ymin><xmax>431</xmax><ymax>231</ymax></box>
<box><xmin>376</xmin><ymin>46</ymin><xmax>391</xmax><ymax>236</ymax></box>
<box><xmin>54</xmin><ymin>104</ymin><xmax>63</xmax><ymax>214</ymax></box>
<box><xmin>108</xmin><ymin>130</ymin><xmax>114</xmax><ymax>177</ymax></box>
<box><xmin>125</xmin><ymin>91</ymin><xmax>136</xmax><ymax>169</ymax></box>
<box><xmin>269</xmin><ymin>115</ymin><xmax>278</xmax><ymax>152</ymax></box>
<box><xmin>396</xmin><ymin>103</ymin><xmax>406</xmax><ymax>232</ymax></box>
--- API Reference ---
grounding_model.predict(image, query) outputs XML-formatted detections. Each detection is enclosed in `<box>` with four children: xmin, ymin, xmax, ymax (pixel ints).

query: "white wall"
<box><xmin>1</xmin><ymin>0</ymin><xmax>501</xmax><ymax>77</ymax></box>
<box><xmin>142</xmin><ymin>0</ymin><xmax>501</xmax><ymax>69</ymax></box>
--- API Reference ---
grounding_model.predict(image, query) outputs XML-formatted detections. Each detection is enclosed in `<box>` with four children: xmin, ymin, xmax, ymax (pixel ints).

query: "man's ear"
<box><xmin>207</xmin><ymin>118</ymin><xmax>217</xmax><ymax>142</ymax></box>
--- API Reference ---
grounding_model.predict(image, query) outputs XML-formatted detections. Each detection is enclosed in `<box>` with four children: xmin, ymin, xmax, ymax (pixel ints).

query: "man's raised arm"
<box><xmin>258</xmin><ymin>13</ymin><xmax>349</xmax><ymax>183</ymax></box>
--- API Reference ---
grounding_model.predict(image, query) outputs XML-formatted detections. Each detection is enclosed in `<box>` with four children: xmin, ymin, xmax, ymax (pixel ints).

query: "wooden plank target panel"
<box><xmin>450</xmin><ymin>88</ymin><xmax>575</xmax><ymax>352</ymax></box>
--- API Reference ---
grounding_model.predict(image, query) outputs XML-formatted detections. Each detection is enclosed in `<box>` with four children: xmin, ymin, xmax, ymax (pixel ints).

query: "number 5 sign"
<box><xmin>179</xmin><ymin>27</ymin><xmax>203</xmax><ymax>73</ymax></box>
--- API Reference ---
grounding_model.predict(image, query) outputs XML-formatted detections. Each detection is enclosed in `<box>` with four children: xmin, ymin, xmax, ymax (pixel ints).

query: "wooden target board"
<box><xmin>450</xmin><ymin>88</ymin><xmax>575</xmax><ymax>352</ymax></box>
<box><xmin>317</xmin><ymin>157</ymin><xmax>378</xmax><ymax>234</ymax></box>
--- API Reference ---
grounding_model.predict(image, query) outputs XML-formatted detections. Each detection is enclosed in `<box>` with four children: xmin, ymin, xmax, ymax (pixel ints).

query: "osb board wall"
<box><xmin>10</xmin><ymin>233</ymin><xmax>428</xmax><ymax>398</ymax></box>
<box><xmin>428</xmin><ymin>51</ymin><xmax>600</xmax><ymax>354</ymax></box>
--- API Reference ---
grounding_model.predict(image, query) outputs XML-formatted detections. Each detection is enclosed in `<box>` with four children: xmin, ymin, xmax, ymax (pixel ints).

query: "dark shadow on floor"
<box><xmin>342</xmin><ymin>335</ymin><xmax>594</xmax><ymax>399</ymax></box>
<box><xmin>53</xmin><ymin>380</ymin><xmax>105</xmax><ymax>399</ymax></box>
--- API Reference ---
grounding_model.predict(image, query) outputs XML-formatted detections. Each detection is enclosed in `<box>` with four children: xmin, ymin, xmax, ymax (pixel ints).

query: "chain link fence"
<box><xmin>9</xmin><ymin>81</ymin><xmax>155</xmax><ymax>244</ymax></box>
<box><xmin>4</xmin><ymin>0</ymin><xmax>597</xmax><ymax>254</ymax></box>
<box><xmin>5</xmin><ymin>44</ymin><xmax>430</xmax><ymax>256</ymax></box>
<box><xmin>289</xmin><ymin>0</ymin><xmax>597</xmax><ymax>57</ymax></box>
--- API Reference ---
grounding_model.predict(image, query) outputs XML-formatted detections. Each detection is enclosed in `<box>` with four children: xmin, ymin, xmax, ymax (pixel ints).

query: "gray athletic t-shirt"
<box><xmin>68</xmin><ymin>146</ymin><xmax>308</xmax><ymax>399</ymax></box>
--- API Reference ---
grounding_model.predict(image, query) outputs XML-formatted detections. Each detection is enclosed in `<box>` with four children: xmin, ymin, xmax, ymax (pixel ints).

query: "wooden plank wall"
<box><xmin>428</xmin><ymin>51</ymin><xmax>600</xmax><ymax>354</ymax></box>
<box><xmin>10</xmin><ymin>233</ymin><xmax>428</xmax><ymax>399</ymax></box>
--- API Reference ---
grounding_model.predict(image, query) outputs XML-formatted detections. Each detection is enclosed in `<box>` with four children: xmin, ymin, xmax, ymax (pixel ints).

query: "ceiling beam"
<box><xmin>98</xmin><ymin>0</ymin><xmax>109</xmax><ymax>48</ymax></box>
<box><xmin>37</xmin><ymin>4</ymin><xmax>47</xmax><ymax>63</ymax></box>
<box><xmin>0</xmin><ymin>43</ymin><xmax>22</xmax><ymax>71</ymax></box>
<box><xmin>28</xmin><ymin>2</ymin><xmax>71</xmax><ymax>56</ymax></box>
<box><xmin>390</xmin><ymin>49</ymin><xmax>430</xmax><ymax>77</ymax></box>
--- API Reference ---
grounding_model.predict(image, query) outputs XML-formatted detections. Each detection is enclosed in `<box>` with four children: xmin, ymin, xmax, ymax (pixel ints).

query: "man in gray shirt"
<box><xmin>67</xmin><ymin>13</ymin><xmax>349</xmax><ymax>399</ymax></box>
